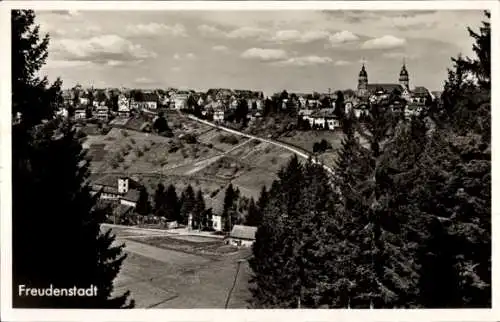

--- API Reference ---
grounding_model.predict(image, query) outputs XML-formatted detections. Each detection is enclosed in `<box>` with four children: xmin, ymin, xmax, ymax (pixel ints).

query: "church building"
<box><xmin>356</xmin><ymin>61</ymin><xmax>412</xmax><ymax>101</ymax></box>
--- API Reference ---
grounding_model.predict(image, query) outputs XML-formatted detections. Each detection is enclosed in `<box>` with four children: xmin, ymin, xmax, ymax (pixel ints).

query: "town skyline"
<box><xmin>37</xmin><ymin>9</ymin><xmax>483</xmax><ymax>94</ymax></box>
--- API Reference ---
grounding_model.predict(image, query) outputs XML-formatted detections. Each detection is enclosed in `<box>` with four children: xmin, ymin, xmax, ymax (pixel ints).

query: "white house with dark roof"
<box><xmin>226</xmin><ymin>225</ymin><xmax>258</xmax><ymax>247</ymax></box>
<box><xmin>91</xmin><ymin>175</ymin><xmax>142</xmax><ymax>208</ymax></box>
<box><xmin>204</xmin><ymin>188</ymin><xmax>225</xmax><ymax>232</ymax></box>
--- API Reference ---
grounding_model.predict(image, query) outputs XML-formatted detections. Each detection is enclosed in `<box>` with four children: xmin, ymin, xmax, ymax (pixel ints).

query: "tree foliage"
<box><xmin>11</xmin><ymin>10</ymin><xmax>133</xmax><ymax>308</ymax></box>
<box><xmin>250</xmin><ymin>12</ymin><xmax>490</xmax><ymax>308</ymax></box>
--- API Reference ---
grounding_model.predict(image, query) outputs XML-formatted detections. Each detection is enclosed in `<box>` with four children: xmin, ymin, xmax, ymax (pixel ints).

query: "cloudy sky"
<box><xmin>36</xmin><ymin>9</ymin><xmax>485</xmax><ymax>94</ymax></box>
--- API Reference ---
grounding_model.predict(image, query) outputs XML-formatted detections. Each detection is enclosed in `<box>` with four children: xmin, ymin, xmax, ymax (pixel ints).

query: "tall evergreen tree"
<box><xmin>245</xmin><ymin>198</ymin><xmax>260</xmax><ymax>227</ymax></box>
<box><xmin>179</xmin><ymin>185</ymin><xmax>196</xmax><ymax>226</ymax></box>
<box><xmin>135</xmin><ymin>187</ymin><xmax>151</xmax><ymax>216</ymax></box>
<box><xmin>153</xmin><ymin>183</ymin><xmax>166</xmax><ymax>218</ymax></box>
<box><xmin>164</xmin><ymin>184</ymin><xmax>179</xmax><ymax>222</ymax></box>
<box><xmin>192</xmin><ymin>190</ymin><xmax>206</xmax><ymax>229</ymax></box>
<box><xmin>222</xmin><ymin>183</ymin><xmax>238</xmax><ymax>232</ymax></box>
<box><xmin>11</xmin><ymin>10</ymin><xmax>133</xmax><ymax>308</ymax></box>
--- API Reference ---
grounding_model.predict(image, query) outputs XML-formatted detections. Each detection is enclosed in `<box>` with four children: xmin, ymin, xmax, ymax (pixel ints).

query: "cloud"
<box><xmin>382</xmin><ymin>52</ymin><xmax>417</xmax><ymax>59</ymax></box>
<box><xmin>186</xmin><ymin>53</ymin><xmax>196</xmax><ymax>59</ymax></box>
<box><xmin>226</xmin><ymin>26</ymin><xmax>269</xmax><ymax>39</ymax></box>
<box><xmin>51</xmin><ymin>34</ymin><xmax>157</xmax><ymax>65</ymax></box>
<box><xmin>44</xmin><ymin>59</ymin><xmax>92</xmax><ymax>69</ymax></box>
<box><xmin>107</xmin><ymin>60</ymin><xmax>126</xmax><ymax>67</ymax></box>
<box><xmin>173</xmin><ymin>53</ymin><xmax>181</xmax><ymax>60</ymax></box>
<box><xmin>361</xmin><ymin>35</ymin><xmax>407</xmax><ymax>49</ymax></box>
<box><xmin>334</xmin><ymin>60</ymin><xmax>352</xmax><ymax>66</ymax></box>
<box><xmin>171</xmin><ymin>67</ymin><xmax>181</xmax><ymax>72</ymax></box>
<box><xmin>388</xmin><ymin>15</ymin><xmax>438</xmax><ymax>30</ymax></box>
<box><xmin>197</xmin><ymin>24</ymin><xmax>225</xmax><ymax>37</ymax></box>
<box><xmin>41</xmin><ymin>23</ymin><xmax>102</xmax><ymax>39</ymax></box>
<box><xmin>270</xmin><ymin>29</ymin><xmax>330</xmax><ymax>43</ymax></box>
<box><xmin>328</xmin><ymin>30</ymin><xmax>359</xmax><ymax>45</ymax></box>
<box><xmin>274</xmin><ymin>56</ymin><xmax>333</xmax><ymax>67</ymax></box>
<box><xmin>126</xmin><ymin>23</ymin><xmax>187</xmax><ymax>37</ymax></box>
<box><xmin>241</xmin><ymin>48</ymin><xmax>288</xmax><ymax>61</ymax></box>
<box><xmin>134</xmin><ymin>77</ymin><xmax>156</xmax><ymax>85</ymax></box>
<box><xmin>212</xmin><ymin>45</ymin><xmax>229</xmax><ymax>52</ymax></box>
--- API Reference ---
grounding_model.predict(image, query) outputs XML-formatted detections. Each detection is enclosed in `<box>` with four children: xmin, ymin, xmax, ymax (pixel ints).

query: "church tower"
<box><xmin>399</xmin><ymin>59</ymin><xmax>409</xmax><ymax>89</ymax></box>
<box><xmin>357</xmin><ymin>60</ymin><xmax>368</xmax><ymax>97</ymax></box>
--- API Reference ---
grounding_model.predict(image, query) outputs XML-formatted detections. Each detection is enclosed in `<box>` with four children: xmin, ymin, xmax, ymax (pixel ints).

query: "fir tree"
<box><xmin>153</xmin><ymin>183</ymin><xmax>166</xmax><ymax>218</ymax></box>
<box><xmin>256</xmin><ymin>186</ymin><xmax>269</xmax><ymax>215</ymax></box>
<box><xmin>245</xmin><ymin>198</ymin><xmax>260</xmax><ymax>227</ymax></box>
<box><xmin>193</xmin><ymin>190</ymin><xmax>206</xmax><ymax>229</ymax></box>
<box><xmin>164</xmin><ymin>184</ymin><xmax>179</xmax><ymax>222</ymax></box>
<box><xmin>222</xmin><ymin>183</ymin><xmax>238</xmax><ymax>232</ymax></box>
<box><xmin>11</xmin><ymin>10</ymin><xmax>133</xmax><ymax>308</ymax></box>
<box><xmin>135</xmin><ymin>187</ymin><xmax>151</xmax><ymax>216</ymax></box>
<box><xmin>179</xmin><ymin>185</ymin><xmax>196</xmax><ymax>226</ymax></box>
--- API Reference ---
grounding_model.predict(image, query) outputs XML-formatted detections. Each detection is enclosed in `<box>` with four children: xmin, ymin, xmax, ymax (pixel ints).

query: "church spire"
<box><xmin>399</xmin><ymin>57</ymin><xmax>409</xmax><ymax>89</ymax></box>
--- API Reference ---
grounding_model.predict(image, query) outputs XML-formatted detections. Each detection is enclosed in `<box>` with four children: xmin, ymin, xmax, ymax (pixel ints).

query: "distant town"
<box><xmin>51</xmin><ymin>62</ymin><xmax>442</xmax><ymax>131</ymax></box>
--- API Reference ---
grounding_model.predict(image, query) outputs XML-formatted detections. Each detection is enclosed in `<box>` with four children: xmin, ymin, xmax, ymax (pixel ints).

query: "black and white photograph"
<box><xmin>1</xmin><ymin>0</ymin><xmax>497</xmax><ymax>321</ymax></box>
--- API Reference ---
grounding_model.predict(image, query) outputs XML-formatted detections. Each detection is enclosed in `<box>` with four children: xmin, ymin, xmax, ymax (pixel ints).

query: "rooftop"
<box><xmin>230</xmin><ymin>225</ymin><xmax>258</xmax><ymax>240</ymax></box>
<box><xmin>122</xmin><ymin>189</ymin><xmax>141</xmax><ymax>202</ymax></box>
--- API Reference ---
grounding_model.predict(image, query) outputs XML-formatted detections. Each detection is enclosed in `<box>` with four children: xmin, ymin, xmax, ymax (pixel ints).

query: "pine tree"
<box><xmin>135</xmin><ymin>187</ymin><xmax>151</xmax><ymax>216</ymax></box>
<box><xmin>193</xmin><ymin>190</ymin><xmax>206</xmax><ymax>229</ymax></box>
<box><xmin>222</xmin><ymin>183</ymin><xmax>238</xmax><ymax>232</ymax></box>
<box><xmin>11</xmin><ymin>9</ymin><xmax>133</xmax><ymax>308</ymax></box>
<box><xmin>411</xmin><ymin>12</ymin><xmax>491</xmax><ymax>307</ymax></box>
<box><xmin>250</xmin><ymin>158</ymin><xmax>342</xmax><ymax>308</ymax></box>
<box><xmin>164</xmin><ymin>184</ymin><xmax>179</xmax><ymax>222</ymax></box>
<box><xmin>179</xmin><ymin>185</ymin><xmax>196</xmax><ymax>226</ymax></box>
<box><xmin>153</xmin><ymin>183</ymin><xmax>166</xmax><ymax>218</ymax></box>
<box><xmin>245</xmin><ymin>198</ymin><xmax>260</xmax><ymax>227</ymax></box>
<box><xmin>256</xmin><ymin>186</ymin><xmax>269</xmax><ymax>215</ymax></box>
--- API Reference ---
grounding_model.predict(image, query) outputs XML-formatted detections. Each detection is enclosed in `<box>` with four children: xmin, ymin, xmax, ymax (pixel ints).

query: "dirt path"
<box><xmin>185</xmin><ymin>114</ymin><xmax>335</xmax><ymax>175</ymax></box>
<box><xmin>183</xmin><ymin>138</ymin><xmax>255</xmax><ymax>176</ymax></box>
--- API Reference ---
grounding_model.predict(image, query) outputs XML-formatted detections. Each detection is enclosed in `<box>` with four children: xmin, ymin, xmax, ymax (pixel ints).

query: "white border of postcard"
<box><xmin>1</xmin><ymin>1</ymin><xmax>499</xmax><ymax>322</ymax></box>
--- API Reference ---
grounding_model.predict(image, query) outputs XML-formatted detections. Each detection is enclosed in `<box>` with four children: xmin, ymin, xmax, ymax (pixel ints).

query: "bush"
<box><xmin>135</xmin><ymin>149</ymin><xmax>144</xmax><ymax>157</ymax></box>
<box><xmin>121</xmin><ymin>129</ymin><xmax>129</xmax><ymax>137</ymax></box>
<box><xmin>219</xmin><ymin>134</ymin><xmax>239</xmax><ymax>145</ymax></box>
<box><xmin>160</xmin><ymin>130</ymin><xmax>174</xmax><ymax>138</ymax></box>
<box><xmin>182</xmin><ymin>134</ymin><xmax>197</xmax><ymax>144</ymax></box>
<box><xmin>130</xmin><ymin>138</ymin><xmax>136</xmax><ymax>144</ymax></box>
<box><xmin>210</xmin><ymin>189</ymin><xmax>220</xmax><ymax>197</ymax></box>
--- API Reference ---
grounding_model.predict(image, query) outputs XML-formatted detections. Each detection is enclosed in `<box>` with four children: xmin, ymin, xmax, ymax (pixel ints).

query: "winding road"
<box><xmin>184</xmin><ymin>114</ymin><xmax>336</xmax><ymax>176</ymax></box>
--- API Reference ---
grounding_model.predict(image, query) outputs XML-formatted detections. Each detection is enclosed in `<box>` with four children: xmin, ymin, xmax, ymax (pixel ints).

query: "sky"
<box><xmin>35</xmin><ymin>9</ymin><xmax>485</xmax><ymax>94</ymax></box>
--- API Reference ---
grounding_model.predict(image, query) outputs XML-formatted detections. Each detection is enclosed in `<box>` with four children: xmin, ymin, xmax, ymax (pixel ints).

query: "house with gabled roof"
<box><xmin>91</xmin><ymin>175</ymin><xmax>142</xmax><ymax>208</ymax></box>
<box><xmin>226</xmin><ymin>225</ymin><xmax>258</xmax><ymax>247</ymax></box>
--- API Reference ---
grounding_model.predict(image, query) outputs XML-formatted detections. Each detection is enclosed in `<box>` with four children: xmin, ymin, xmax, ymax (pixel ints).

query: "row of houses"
<box><xmin>90</xmin><ymin>174</ymin><xmax>257</xmax><ymax>246</ymax></box>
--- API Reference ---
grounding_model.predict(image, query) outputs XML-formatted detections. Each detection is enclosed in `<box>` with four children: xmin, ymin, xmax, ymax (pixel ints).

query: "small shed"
<box><xmin>226</xmin><ymin>225</ymin><xmax>257</xmax><ymax>248</ymax></box>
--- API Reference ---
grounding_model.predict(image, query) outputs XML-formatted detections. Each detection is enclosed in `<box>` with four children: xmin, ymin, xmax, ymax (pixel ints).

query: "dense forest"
<box><xmin>249</xmin><ymin>11</ymin><xmax>491</xmax><ymax>308</ymax></box>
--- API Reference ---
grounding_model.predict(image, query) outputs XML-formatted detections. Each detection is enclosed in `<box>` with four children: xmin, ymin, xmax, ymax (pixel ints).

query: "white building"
<box><xmin>212</xmin><ymin>215</ymin><xmax>223</xmax><ymax>232</ymax></box>
<box><xmin>74</xmin><ymin>109</ymin><xmax>86</xmax><ymax>120</ymax></box>
<box><xmin>213</xmin><ymin>110</ymin><xmax>225</xmax><ymax>122</ymax></box>
<box><xmin>226</xmin><ymin>225</ymin><xmax>257</xmax><ymax>248</ymax></box>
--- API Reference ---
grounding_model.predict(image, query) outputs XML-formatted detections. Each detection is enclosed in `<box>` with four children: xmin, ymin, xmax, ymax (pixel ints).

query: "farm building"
<box><xmin>74</xmin><ymin>108</ymin><xmax>86</xmax><ymax>120</ymax></box>
<box><xmin>226</xmin><ymin>225</ymin><xmax>257</xmax><ymax>247</ymax></box>
<box><xmin>204</xmin><ymin>188</ymin><xmax>225</xmax><ymax>232</ymax></box>
<box><xmin>308</xmin><ymin>108</ymin><xmax>340</xmax><ymax>130</ymax></box>
<box><xmin>91</xmin><ymin>175</ymin><xmax>142</xmax><ymax>207</ymax></box>
<box><xmin>95</xmin><ymin>106</ymin><xmax>109</xmax><ymax>122</ymax></box>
